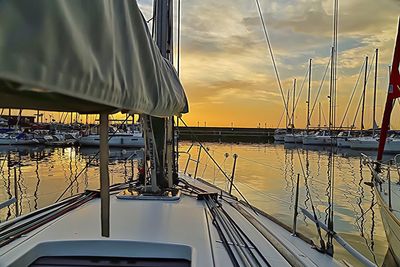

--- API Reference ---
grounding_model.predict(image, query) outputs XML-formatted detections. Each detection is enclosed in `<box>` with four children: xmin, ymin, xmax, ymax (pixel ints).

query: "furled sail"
<box><xmin>0</xmin><ymin>0</ymin><xmax>188</xmax><ymax>116</ymax></box>
<box><xmin>377</xmin><ymin>19</ymin><xmax>400</xmax><ymax>161</ymax></box>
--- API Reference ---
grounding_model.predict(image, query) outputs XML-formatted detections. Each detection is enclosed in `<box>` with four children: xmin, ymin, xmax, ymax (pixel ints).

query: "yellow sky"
<box><xmin>174</xmin><ymin>0</ymin><xmax>400</xmax><ymax>128</ymax></box>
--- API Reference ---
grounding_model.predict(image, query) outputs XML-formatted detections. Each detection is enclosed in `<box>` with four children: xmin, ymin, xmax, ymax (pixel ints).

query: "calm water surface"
<box><xmin>0</xmin><ymin>142</ymin><xmax>396</xmax><ymax>266</ymax></box>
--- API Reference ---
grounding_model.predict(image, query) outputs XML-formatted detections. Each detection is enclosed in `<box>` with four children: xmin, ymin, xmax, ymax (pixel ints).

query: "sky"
<box><xmin>12</xmin><ymin>0</ymin><xmax>400</xmax><ymax>129</ymax></box>
<box><xmin>138</xmin><ymin>0</ymin><xmax>400</xmax><ymax>128</ymax></box>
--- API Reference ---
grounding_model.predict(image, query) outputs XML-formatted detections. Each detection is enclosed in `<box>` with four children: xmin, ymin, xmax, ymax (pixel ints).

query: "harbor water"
<box><xmin>0</xmin><ymin>142</ymin><xmax>396</xmax><ymax>266</ymax></box>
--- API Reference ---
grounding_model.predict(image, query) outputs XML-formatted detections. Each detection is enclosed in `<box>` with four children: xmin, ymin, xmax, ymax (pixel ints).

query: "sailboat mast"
<box><xmin>373</xmin><ymin>48</ymin><xmax>378</xmax><ymax>135</ymax></box>
<box><xmin>307</xmin><ymin>59</ymin><xmax>312</xmax><ymax>131</ymax></box>
<box><xmin>318</xmin><ymin>102</ymin><xmax>321</xmax><ymax>129</ymax></box>
<box><xmin>292</xmin><ymin>79</ymin><xmax>296</xmax><ymax>129</ymax></box>
<box><xmin>286</xmin><ymin>88</ymin><xmax>290</xmax><ymax>129</ymax></box>
<box><xmin>8</xmin><ymin>108</ymin><xmax>11</xmax><ymax>129</ymax></box>
<box><xmin>146</xmin><ymin>0</ymin><xmax>174</xmax><ymax>189</ymax></box>
<box><xmin>361</xmin><ymin>56</ymin><xmax>368</xmax><ymax>135</ymax></box>
<box><xmin>328</xmin><ymin>46</ymin><xmax>334</xmax><ymax>132</ymax></box>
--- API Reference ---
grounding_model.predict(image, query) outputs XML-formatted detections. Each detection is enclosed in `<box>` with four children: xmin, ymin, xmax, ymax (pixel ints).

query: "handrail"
<box><xmin>0</xmin><ymin>198</ymin><xmax>16</xmax><ymax>211</ymax></box>
<box><xmin>177</xmin><ymin>151</ymin><xmax>191</xmax><ymax>174</ymax></box>
<box><xmin>301</xmin><ymin>208</ymin><xmax>376</xmax><ymax>267</ymax></box>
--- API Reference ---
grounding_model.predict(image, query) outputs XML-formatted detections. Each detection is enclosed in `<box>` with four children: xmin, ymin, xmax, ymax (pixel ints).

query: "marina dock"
<box><xmin>178</xmin><ymin>126</ymin><xmax>276</xmax><ymax>143</ymax></box>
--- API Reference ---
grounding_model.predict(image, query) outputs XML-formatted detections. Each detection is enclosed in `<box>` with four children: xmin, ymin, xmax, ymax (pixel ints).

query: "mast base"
<box><xmin>116</xmin><ymin>187</ymin><xmax>181</xmax><ymax>201</ymax></box>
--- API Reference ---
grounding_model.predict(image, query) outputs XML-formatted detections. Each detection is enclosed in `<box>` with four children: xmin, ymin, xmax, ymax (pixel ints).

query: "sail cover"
<box><xmin>0</xmin><ymin>0</ymin><xmax>188</xmax><ymax>116</ymax></box>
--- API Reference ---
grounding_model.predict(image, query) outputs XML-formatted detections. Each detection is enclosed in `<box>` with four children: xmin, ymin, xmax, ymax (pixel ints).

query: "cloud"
<box><xmin>138</xmin><ymin>0</ymin><xmax>400</xmax><ymax>127</ymax></box>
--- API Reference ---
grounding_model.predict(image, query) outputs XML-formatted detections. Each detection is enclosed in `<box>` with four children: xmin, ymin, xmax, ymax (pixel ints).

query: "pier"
<box><xmin>177</xmin><ymin>126</ymin><xmax>276</xmax><ymax>143</ymax></box>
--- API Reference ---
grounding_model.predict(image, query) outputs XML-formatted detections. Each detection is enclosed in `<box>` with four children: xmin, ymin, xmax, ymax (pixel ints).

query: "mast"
<box><xmin>372</xmin><ymin>48</ymin><xmax>378</xmax><ymax>135</ymax></box>
<box><xmin>291</xmin><ymin>79</ymin><xmax>296</xmax><ymax>129</ymax></box>
<box><xmin>16</xmin><ymin>109</ymin><xmax>22</xmax><ymax>130</ymax></box>
<box><xmin>8</xmin><ymin>108</ymin><xmax>10</xmax><ymax>129</ymax></box>
<box><xmin>318</xmin><ymin>102</ymin><xmax>321</xmax><ymax>129</ymax></box>
<box><xmin>144</xmin><ymin>0</ymin><xmax>174</xmax><ymax>189</ymax></box>
<box><xmin>327</xmin><ymin>0</ymin><xmax>339</xmax><ymax>257</ymax></box>
<box><xmin>328</xmin><ymin>46</ymin><xmax>334</xmax><ymax>133</ymax></box>
<box><xmin>286</xmin><ymin>88</ymin><xmax>290</xmax><ymax>129</ymax></box>
<box><xmin>360</xmin><ymin>56</ymin><xmax>368</xmax><ymax>135</ymax></box>
<box><xmin>307</xmin><ymin>59</ymin><xmax>312</xmax><ymax>132</ymax></box>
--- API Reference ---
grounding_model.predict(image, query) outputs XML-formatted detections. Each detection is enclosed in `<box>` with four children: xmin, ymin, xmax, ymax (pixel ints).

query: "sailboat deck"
<box><xmin>376</xmin><ymin>176</ymin><xmax>400</xmax><ymax>219</ymax></box>
<box><xmin>0</xmin><ymin>176</ymin><xmax>339</xmax><ymax>266</ymax></box>
<box><xmin>374</xmin><ymin>171</ymin><xmax>400</xmax><ymax>264</ymax></box>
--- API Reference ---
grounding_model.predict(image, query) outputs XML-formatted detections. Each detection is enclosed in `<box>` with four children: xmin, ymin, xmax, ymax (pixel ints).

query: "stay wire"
<box><xmin>339</xmin><ymin>60</ymin><xmax>365</xmax><ymax>129</ymax></box>
<box><xmin>351</xmin><ymin>52</ymin><xmax>376</xmax><ymax>129</ymax></box>
<box><xmin>296</xmin><ymin>150</ymin><xmax>327</xmax><ymax>251</ymax></box>
<box><xmin>56</xmin><ymin>114</ymin><xmax>133</xmax><ymax>202</ymax></box>
<box><xmin>289</xmin><ymin>67</ymin><xmax>309</xmax><ymax>124</ymax></box>
<box><xmin>179</xmin><ymin>118</ymin><xmax>258</xmax><ymax>215</ymax></box>
<box><xmin>254</xmin><ymin>0</ymin><xmax>290</xmax><ymax>120</ymax></box>
<box><xmin>276</xmin><ymin>109</ymin><xmax>285</xmax><ymax>128</ymax></box>
<box><xmin>309</xmin><ymin>58</ymin><xmax>331</xmax><ymax>119</ymax></box>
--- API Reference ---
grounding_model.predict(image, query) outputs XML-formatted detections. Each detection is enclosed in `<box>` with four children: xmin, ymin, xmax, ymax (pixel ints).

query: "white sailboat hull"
<box><xmin>350</xmin><ymin>138</ymin><xmax>400</xmax><ymax>152</ymax></box>
<box><xmin>284</xmin><ymin>134</ymin><xmax>303</xmax><ymax>143</ymax></box>
<box><xmin>336</xmin><ymin>138</ymin><xmax>351</xmax><ymax>148</ymax></box>
<box><xmin>79</xmin><ymin>134</ymin><xmax>144</xmax><ymax>148</ymax></box>
<box><xmin>302</xmin><ymin>135</ymin><xmax>336</xmax><ymax>145</ymax></box>
<box><xmin>383</xmin><ymin>139</ymin><xmax>400</xmax><ymax>153</ymax></box>
<box><xmin>368</xmin><ymin>164</ymin><xmax>400</xmax><ymax>265</ymax></box>
<box><xmin>274</xmin><ymin>134</ymin><xmax>285</xmax><ymax>141</ymax></box>
<box><xmin>376</xmin><ymin>187</ymin><xmax>400</xmax><ymax>265</ymax></box>
<box><xmin>0</xmin><ymin>138</ymin><xmax>39</xmax><ymax>145</ymax></box>
<box><xmin>349</xmin><ymin>137</ymin><xmax>378</xmax><ymax>150</ymax></box>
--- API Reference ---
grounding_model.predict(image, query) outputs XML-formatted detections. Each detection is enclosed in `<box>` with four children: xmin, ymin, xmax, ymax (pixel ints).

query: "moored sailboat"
<box><xmin>364</xmin><ymin>18</ymin><xmax>400</xmax><ymax>265</ymax></box>
<box><xmin>79</xmin><ymin>132</ymin><xmax>144</xmax><ymax>148</ymax></box>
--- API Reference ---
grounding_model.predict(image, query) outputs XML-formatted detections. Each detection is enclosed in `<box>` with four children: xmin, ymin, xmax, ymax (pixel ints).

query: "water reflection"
<box><xmin>0</xmin><ymin>142</ymin><xmax>394</xmax><ymax>266</ymax></box>
<box><xmin>178</xmin><ymin>142</ymin><xmax>392</xmax><ymax>267</ymax></box>
<box><xmin>0</xmin><ymin>145</ymin><xmax>141</xmax><ymax>222</ymax></box>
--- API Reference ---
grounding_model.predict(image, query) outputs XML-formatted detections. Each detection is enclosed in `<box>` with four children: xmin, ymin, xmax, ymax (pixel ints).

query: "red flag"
<box><xmin>377</xmin><ymin>18</ymin><xmax>400</xmax><ymax>161</ymax></box>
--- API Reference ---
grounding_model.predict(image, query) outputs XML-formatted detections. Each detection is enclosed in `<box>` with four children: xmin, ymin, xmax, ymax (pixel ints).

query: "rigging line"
<box><xmin>289</xmin><ymin>67</ymin><xmax>309</xmax><ymax>123</ymax></box>
<box><xmin>254</xmin><ymin>0</ymin><xmax>289</xmax><ymax>118</ymax></box>
<box><xmin>332</xmin><ymin>0</ymin><xmax>339</xmax><ymax>129</ymax></box>
<box><xmin>321</xmin><ymin>105</ymin><xmax>328</xmax><ymax>127</ymax></box>
<box><xmin>351</xmin><ymin>53</ymin><xmax>376</xmax><ymax>129</ymax></box>
<box><xmin>239</xmin><ymin>156</ymin><xmax>283</xmax><ymax>171</ymax></box>
<box><xmin>234</xmin><ymin>180</ymin><xmax>292</xmax><ymax>206</ymax></box>
<box><xmin>204</xmin><ymin>198</ymin><xmax>240</xmax><ymax>267</ymax></box>
<box><xmin>327</xmin><ymin>151</ymin><xmax>335</xmax><ymax>249</ymax></box>
<box><xmin>339</xmin><ymin>60</ymin><xmax>366</xmax><ymax>129</ymax></box>
<box><xmin>56</xmin><ymin>114</ymin><xmax>132</xmax><ymax>202</ymax></box>
<box><xmin>296</xmin><ymin>150</ymin><xmax>326</xmax><ymax>251</ymax></box>
<box><xmin>215</xmin><ymin>203</ymin><xmax>259</xmax><ymax>266</ymax></box>
<box><xmin>195</xmin><ymin>149</ymin><xmax>283</xmax><ymax>172</ymax></box>
<box><xmin>276</xmin><ymin>108</ymin><xmax>285</xmax><ymax>128</ymax></box>
<box><xmin>220</xmin><ymin>204</ymin><xmax>272</xmax><ymax>266</ymax></box>
<box><xmin>202</xmin><ymin>147</ymin><xmax>283</xmax><ymax>172</ymax></box>
<box><xmin>177</xmin><ymin>0</ymin><xmax>181</xmax><ymax>76</ymax></box>
<box><xmin>309</xmin><ymin>58</ymin><xmax>331</xmax><ymax>119</ymax></box>
<box><xmin>179</xmin><ymin>117</ymin><xmax>258</xmax><ymax>215</ymax></box>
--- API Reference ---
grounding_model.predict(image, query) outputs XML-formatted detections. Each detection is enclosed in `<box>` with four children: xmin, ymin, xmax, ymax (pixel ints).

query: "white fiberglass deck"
<box><xmin>374</xmin><ymin>175</ymin><xmax>400</xmax><ymax>264</ymax></box>
<box><xmin>0</xmin><ymin>176</ymin><xmax>339</xmax><ymax>267</ymax></box>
